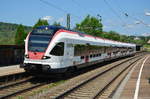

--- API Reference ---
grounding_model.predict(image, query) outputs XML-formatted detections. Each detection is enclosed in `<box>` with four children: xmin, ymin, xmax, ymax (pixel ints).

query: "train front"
<box><xmin>20</xmin><ymin>26</ymin><xmax>66</xmax><ymax>74</ymax></box>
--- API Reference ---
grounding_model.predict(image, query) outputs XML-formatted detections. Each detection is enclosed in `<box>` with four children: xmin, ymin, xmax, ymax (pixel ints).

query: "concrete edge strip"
<box><xmin>134</xmin><ymin>55</ymin><xmax>150</xmax><ymax>99</ymax></box>
<box><xmin>112</xmin><ymin>56</ymin><xmax>146</xmax><ymax>99</ymax></box>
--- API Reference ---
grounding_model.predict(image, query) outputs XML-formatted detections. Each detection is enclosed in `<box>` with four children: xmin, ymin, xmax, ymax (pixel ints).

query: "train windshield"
<box><xmin>28</xmin><ymin>28</ymin><xmax>54</xmax><ymax>52</ymax></box>
<box><xmin>31</xmin><ymin>28</ymin><xmax>54</xmax><ymax>35</ymax></box>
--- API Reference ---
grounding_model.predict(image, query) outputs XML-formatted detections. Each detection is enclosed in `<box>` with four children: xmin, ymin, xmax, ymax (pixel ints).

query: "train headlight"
<box><xmin>42</xmin><ymin>56</ymin><xmax>51</xmax><ymax>59</ymax></box>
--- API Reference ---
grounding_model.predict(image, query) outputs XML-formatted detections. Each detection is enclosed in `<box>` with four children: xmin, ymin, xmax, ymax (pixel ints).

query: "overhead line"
<box><xmin>129</xmin><ymin>15</ymin><xmax>149</xmax><ymax>27</ymax></box>
<box><xmin>103</xmin><ymin>0</ymin><xmax>126</xmax><ymax>25</ymax></box>
<box><xmin>71</xmin><ymin>0</ymin><xmax>95</xmax><ymax>15</ymax></box>
<box><xmin>103</xmin><ymin>0</ymin><xmax>131</xmax><ymax>34</ymax></box>
<box><xmin>40</xmin><ymin>0</ymin><xmax>67</xmax><ymax>13</ymax></box>
<box><xmin>114</xmin><ymin>0</ymin><xmax>150</xmax><ymax>27</ymax></box>
<box><xmin>115</xmin><ymin>0</ymin><xmax>126</xmax><ymax>15</ymax></box>
<box><xmin>40</xmin><ymin>0</ymin><xmax>81</xmax><ymax>19</ymax></box>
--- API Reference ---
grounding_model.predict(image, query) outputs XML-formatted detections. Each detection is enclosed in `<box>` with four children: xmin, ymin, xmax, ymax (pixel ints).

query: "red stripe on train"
<box><xmin>28</xmin><ymin>51</ymin><xmax>44</xmax><ymax>60</ymax></box>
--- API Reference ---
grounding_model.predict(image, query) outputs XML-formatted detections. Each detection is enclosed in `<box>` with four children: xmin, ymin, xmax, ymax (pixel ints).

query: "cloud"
<box><xmin>103</xmin><ymin>25</ymin><xmax>110</xmax><ymax>29</ymax></box>
<box><xmin>123</xmin><ymin>24</ymin><xmax>135</xmax><ymax>29</ymax></box>
<box><xmin>57</xmin><ymin>17</ymin><xmax>64</xmax><ymax>22</ymax></box>
<box><xmin>145</xmin><ymin>12</ymin><xmax>150</xmax><ymax>16</ymax></box>
<box><xmin>134</xmin><ymin>21</ymin><xmax>141</xmax><ymax>24</ymax></box>
<box><xmin>147</xmin><ymin>24</ymin><xmax>150</xmax><ymax>27</ymax></box>
<box><xmin>104</xmin><ymin>19</ymin><xmax>118</xmax><ymax>27</ymax></box>
<box><xmin>41</xmin><ymin>16</ymin><xmax>53</xmax><ymax>20</ymax></box>
<box><xmin>142</xmin><ymin>33</ymin><xmax>150</xmax><ymax>36</ymax></box>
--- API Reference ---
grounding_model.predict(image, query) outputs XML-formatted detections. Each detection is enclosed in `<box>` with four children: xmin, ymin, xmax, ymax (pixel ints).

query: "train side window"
<box><xmin>81</xmin><ymin>56</ymin><xmax>84</xmax><ymax>59</ymax></box>
<box><xmin>50</xmin><ymin>42</ymin><xmax>64</xmax><ymax>56</ymax></box>
<box><xmin>86</xmin><ymin>56</ymin><xmax>89</xmax><ymax>58</ymax></box>
<box><xmin>93</xmin><ymin>54</ymin><xmax>96</xmax><ymax>57</ymax></box>
<box><xmin>90</xmin><ymin>55</ymin><xmax>92</xmax><ymax>58</ymax></box>
<box><xmin>96</xmin><ymin>54</ymin><xmax>99</xmax><ymax>57</ymax></box>
<box><xmin>98</xmin><ymin>53</ymin><xmax>101</xmax><ymax>56</ymax></box>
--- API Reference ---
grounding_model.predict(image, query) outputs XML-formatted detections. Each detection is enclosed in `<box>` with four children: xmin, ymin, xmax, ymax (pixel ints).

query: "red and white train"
<box><xmin>20</xmin><ymin>25</ymin><xmax>136</xmax><ymax>73</ymax></box>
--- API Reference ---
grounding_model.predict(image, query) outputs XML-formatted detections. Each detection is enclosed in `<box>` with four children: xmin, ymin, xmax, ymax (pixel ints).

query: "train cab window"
<box><xmin>50</xmin><ymin>42</ymin><xmax>64</xmax><ymax>56</ymax></box>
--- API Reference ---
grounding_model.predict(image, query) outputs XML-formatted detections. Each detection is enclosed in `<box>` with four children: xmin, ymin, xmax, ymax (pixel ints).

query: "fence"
<box><xmin>0</xmin><ymin>45</ymin><xmax>24</xmax><ymax>66</ymax></box>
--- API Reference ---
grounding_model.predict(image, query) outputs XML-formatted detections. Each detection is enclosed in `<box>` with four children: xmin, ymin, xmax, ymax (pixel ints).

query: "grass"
<box><xmin>15</xmin><ymin>80</ymin><xmax>66</xmax><ymax>99</ymax></box>
<box><xmin>144</xmin><ymin>44</ymin><xmax>150</xmax><ymax>51</ymax></box>
<box><xmin>16</xmin><ymin>96</ymin><xmax>24</xmax><ymax>99</ymax></box>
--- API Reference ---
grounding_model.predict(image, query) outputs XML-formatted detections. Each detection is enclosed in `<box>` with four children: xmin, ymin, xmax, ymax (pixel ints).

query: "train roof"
<box><xmin>36</xmin><ymin>25</ymin><xmax>136</xmax><ymax>48</ymax></box>
<box><xmin>36</xmin><ymin>25</ymin><xmax>67</xmax><ymax>30</ymax></box>
<box><xmin>35</xmin><ymin>25</ymin><xmax>86</xmax><ymax>34</ymax></box>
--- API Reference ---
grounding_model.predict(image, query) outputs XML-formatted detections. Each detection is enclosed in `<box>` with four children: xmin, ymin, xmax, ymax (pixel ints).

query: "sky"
<box><xmin>0</xmin><ymin>0</ymin><xmax>150</xmax><ymax>36</ymax></box>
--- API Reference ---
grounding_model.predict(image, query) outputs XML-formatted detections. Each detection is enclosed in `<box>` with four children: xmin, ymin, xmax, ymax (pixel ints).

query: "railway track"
<box><xmin>0</xmin><ymin>52</ymin><xmax>147</xmax><ymax>99</ymax></box>
<box><xmin>94</xmin><ymin>56</ymin><xmax>143</xmax><ymax>99</ymax></box>
<box><xmin>54</xmin><ymin>56</ymin><xmax>142</xmax><ymax>99</ymax></box>
<box><xmin>0</xmin><ymin>76</ymin><xmax>48</xmax><ymax>99</ymax></box>
<box><xmin>0</xmin><ymin>72</ymin><xmax>29</xmax><ymax>85</ymax></box>
<box><xmin>32</xmin><ymin>53</ymin><xmax>146</xmax><ymax>99</ymax></box>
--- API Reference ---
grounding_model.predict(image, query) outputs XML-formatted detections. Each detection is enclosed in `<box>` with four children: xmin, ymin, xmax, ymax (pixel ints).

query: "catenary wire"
<box><xmin>40</xmin><ymin>0</ymin><xmax>81</xmax><ymax>19</ymax></box>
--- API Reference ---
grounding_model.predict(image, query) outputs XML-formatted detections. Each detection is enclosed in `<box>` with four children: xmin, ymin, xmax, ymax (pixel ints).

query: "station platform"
<box><xmin>113</xmin><ymin>55</ymin><xmax>150</xmax><ymax>99</ymax></box>
<box><xmin>0</xmin><ymin>65</ymin><xmax>25</xmax><ymax>77</ymax></box>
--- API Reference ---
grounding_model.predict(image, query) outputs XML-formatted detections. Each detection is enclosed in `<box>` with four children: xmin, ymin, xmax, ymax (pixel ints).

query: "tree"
<box><xmin>75</xmin><ymin>15</ymin><xmax>103</xmax><ymax>37</ymax></box>
<box><xmin>107</xmin><ymin>31</ymin><xmax>121</xmax><ymax>41</ymax></box>
<box><xmin>15</xmin><ymin>24</ymin><xmax>26</xmax><ymax>45</ymax></box>
<box><xmin>33</xmin><ymin>19</ymin><xmax>49</xmax><ymax>29</ymax></box>
<box><xmin>53</xmin><ymin>21</ymin><xmax>61</xmax><ymax>26</ymax></box>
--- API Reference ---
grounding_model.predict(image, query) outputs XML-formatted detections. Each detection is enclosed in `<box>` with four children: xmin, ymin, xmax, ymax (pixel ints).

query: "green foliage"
<box><xmin>75</xmin><ymin>15</ymin><xmax>103</xmax><ymax>37</ymax></box>
<box><xmin>53</xmin><ymin>21</ymin><xmax>61</xmax><ymax>26</ymax></box>
<box><xmin>33</xmin><ymin>19</ymin><xmax>49</xmax><ymax>29</ymax></box>
<box><xmin>0</xmin><ymin>18</ymin><xmax>150</xmax><ymax>46</ymax></box>
<box><xmin>15</xmin><ymin>24</ymin><xmax>26</xmax><ymax>45</ymax></box>
<box><xmin>17</xmin><ymin>96</ymin><xmax>24</xmax><ymax>99</ymax></box>
<box><xmin>103</xmin><ymin>30</ymin><xmax>148</xmax><ymax>45</ymax></box>
<box><xmin>105</xmin><ymin>31</ymin><xmax>121</xmax><ymax>41</ymax></box>
<box><xmin>144</xmin><ymin>44</ymin><xmax>150</xmax><ymax>51</ymax></box>
<box><xmin>0</xmin><ymin>22</ymin><xmax>32</xmax><ymax>45</ymax></box>
<box><xmin>74</xmin><ymin>15</ymin><xmax>149</xmax><ymax>45</ymax></box>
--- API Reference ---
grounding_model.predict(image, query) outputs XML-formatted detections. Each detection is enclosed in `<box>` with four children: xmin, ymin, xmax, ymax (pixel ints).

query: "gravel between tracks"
<box><xmin>30</xmin><ymin>54</ymin><xmax>145</xmax><ymax>99</ymax></box>
<box><xmin>0</xmin><ymin>77</ymin><xmax>46</xmax><ymax>99</ymax></box>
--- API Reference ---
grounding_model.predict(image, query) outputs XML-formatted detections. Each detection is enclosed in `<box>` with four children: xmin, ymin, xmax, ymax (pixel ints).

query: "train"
<box><xmin>20</xmin><ymin>25</ymin><xmax>136</xmax><ymax>74</ymax></box>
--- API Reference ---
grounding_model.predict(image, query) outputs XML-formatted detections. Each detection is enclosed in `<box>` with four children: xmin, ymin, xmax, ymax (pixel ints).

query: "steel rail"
<box><xmin>0</xmin><ymin>77</ymin><xmax>47</xmax><ymax>99</ymax></box>
<box><xmin>55</xmin><ymin>55</ymin><xmax>144</xmax><ymax>99</ymax></box>
<box><xmin>93</xmin><ymin>57</ymin><xmax>141</xmax><ymax>99</ymax></box>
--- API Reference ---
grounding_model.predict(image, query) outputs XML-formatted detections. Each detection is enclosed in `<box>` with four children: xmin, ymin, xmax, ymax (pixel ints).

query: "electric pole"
<box><xmin>67</xmin><ymin>14</ymin><xmax>70</xmax><ymax>29</ymax></box>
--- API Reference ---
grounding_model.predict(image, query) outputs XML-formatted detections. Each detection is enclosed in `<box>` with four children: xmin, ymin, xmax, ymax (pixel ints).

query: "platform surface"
<box><xmin>113</xmin><ymin>55</ymin><xmax>150</xmax><ymax>99</ymax></box>
<box><xmin>0</xmin><ymin>65</ymin><xmax>25</xmax><ymax>77</ymax></box>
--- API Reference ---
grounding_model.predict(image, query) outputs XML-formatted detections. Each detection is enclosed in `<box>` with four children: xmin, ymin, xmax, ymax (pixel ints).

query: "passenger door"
<box><xmin>64</xmin><ymin>43</ymin><xmax>74</xmax><ymax>67</ymax></box>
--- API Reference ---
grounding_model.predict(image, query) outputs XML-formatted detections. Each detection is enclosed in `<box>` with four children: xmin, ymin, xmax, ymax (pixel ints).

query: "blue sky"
<box><xmin>0</xmin><ymin>0</ymin><xmax>150</xmax><ymax>36</ymax></box>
